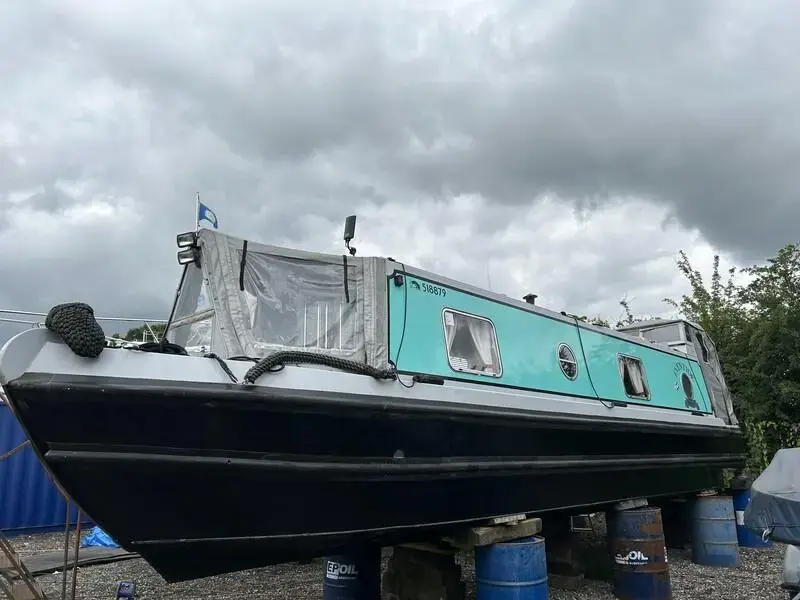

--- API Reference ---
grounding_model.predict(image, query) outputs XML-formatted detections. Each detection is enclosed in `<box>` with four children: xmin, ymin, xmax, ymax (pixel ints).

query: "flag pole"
<box><xmin>195</xmin><ymin>192</ymin><xmax>200</xmax><ymax>232</ymax></box>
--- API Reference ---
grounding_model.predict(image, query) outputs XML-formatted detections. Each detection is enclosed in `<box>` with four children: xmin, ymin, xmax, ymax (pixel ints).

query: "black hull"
<box><xmin>4</xmin><ymin>373</ymin><xmax>746</xmax><ymax>582</ymax></box>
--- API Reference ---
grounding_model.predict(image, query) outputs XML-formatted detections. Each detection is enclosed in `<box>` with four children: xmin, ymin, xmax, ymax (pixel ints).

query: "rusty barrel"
<box><xmin>607</xmin><ymin>507</ymin><xmax>671</xmax><ymax>600</ymax></box>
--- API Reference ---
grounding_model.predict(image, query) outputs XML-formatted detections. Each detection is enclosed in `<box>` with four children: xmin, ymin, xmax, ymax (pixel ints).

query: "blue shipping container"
<box><xmin>0</xmin><ymin>403</ymin><xmax>92</xmax><ymax>535</ymax></box>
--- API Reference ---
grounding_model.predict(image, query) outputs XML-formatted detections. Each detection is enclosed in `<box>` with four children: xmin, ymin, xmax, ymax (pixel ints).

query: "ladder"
<box><xmin>0</xmin><ymin>529</ymin><xmax>47</xmax><ymax>600</ymax></box>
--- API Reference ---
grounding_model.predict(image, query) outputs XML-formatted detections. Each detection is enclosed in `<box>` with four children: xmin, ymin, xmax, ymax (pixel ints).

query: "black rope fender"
<box><xmin>243</xmin><ymin>351</ymin><xmax>396</xmax><ymax>385</ymax></box>
<box><xmin>45</xmin><ymin>302</ymin><xmax>106</xmax><ymax>359</ymax></box>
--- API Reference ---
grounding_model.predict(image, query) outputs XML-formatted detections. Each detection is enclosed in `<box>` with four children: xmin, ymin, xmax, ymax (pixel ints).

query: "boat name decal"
<box><xmin>413</xmin><ymin>281</ymin><xmax>447</xmax><ymax>297</ymax></box>
<box><xmin>672</xmin><ymin>361</ymin><xmax>693</xmax><ymax>391</ymax></box>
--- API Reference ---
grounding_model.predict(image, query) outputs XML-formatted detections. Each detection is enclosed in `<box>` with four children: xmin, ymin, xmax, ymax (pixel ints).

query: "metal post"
<box><xmin>70</xmin><ymin>510</ymin><xmax>82</xmax><ymax>600</ymax></box>
<box><xmin>61</xmin><ymin>502</ymin><xmax>70</xmax><ymax>600</ymax></box>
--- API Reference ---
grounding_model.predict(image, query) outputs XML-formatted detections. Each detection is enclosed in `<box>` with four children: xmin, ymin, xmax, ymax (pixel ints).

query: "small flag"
<box><xmin>197</xmin><ymin>201</ymin><xmax>218</xmax><ymax>229</ymax></box>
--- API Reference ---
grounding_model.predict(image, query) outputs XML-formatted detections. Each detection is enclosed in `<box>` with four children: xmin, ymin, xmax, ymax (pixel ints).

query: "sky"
<box><xmin>1</xmin><ymin>0</ymin><xmax>798</xmax><ymax>343</ymax></box>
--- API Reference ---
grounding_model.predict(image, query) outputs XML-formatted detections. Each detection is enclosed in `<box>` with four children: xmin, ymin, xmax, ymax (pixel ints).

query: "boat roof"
<box><xmin>617</xmin><ymin>318</ymin><xmax>706</xmax><ymax>333</ymax></box>
<box><xmin>191</xmin><ymin>227</ymin><xmax>697</xmax><ymax>359</ymax></box>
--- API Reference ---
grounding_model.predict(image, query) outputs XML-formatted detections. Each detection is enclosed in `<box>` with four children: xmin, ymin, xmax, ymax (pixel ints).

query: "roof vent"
<box><xmin>523</xmin><ymin>293</ymin><xmax>538</xmax><ymax>305</ymax></box>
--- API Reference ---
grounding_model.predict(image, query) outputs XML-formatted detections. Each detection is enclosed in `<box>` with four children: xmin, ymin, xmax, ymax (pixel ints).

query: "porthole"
<box><xmin>557</xmin><ymin>343</ymin><xmax>578</xmax><ymax>380</ymax></box>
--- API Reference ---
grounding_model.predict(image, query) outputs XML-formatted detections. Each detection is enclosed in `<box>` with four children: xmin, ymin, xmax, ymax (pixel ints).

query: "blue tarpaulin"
<box><xmin>81</xmin><ymin>526</ymin><xmax>119</xmax><ymax>548</ymax></box>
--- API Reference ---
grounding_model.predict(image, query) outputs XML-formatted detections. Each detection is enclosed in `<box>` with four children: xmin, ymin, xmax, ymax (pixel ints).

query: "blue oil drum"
<box><xmin>475</xmin><ymin>536</ymin><xmax>549</xmax><ymax>600</ymax></box>
<box><xmin>322</xmin><ymin>547</ymin><xmax>381</xmax><ymax>600</ymax></box>
<box><xmin>690</xmin><ymin>495</ymin><xmax>739</xmax><ymax>567</ymax></box>
<box><xmin>732</xmin><ymin>487</ymin><xmax>772</xmax><ymax>548</ymax></box>
<box><xmin>607</xmin><ymin>507</ymin><xmax>672</xmax><ymax>600</ymax></box>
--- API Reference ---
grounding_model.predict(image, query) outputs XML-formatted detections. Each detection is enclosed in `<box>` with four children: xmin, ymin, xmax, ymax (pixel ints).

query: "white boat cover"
<box><xmin>166</xmin><ymin>228</ymin><xmax>390</xmax><ymax>368</ymax></box>
<box><xmin>744</xmin><ymin>448</ymin><xmax>800</xmax><ymax>544</ymax></box>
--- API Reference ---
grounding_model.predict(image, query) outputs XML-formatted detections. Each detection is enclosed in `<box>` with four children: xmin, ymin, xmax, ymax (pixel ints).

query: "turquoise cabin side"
<box><xmin>387</xmin><ymin>273</ymin><xmax>712</xmax><ymax>414</ymax></box>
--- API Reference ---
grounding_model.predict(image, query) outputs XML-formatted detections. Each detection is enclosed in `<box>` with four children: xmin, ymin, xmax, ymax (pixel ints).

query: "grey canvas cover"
<box><xmin>744</xmin><ymin>448</ymin><xmax>800</xmax><ymax>544</ymax></box>
<box><xmin>686</xmin><ymin>325</ymin><xmax>739</xmax><ymax>426</ymax></box>
<box><xmin>166</xmin><ymin>228</ymin><xmax>390</xmax><ymax>368</ymax></box>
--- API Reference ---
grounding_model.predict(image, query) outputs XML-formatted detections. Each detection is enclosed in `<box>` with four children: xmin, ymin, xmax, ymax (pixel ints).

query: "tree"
<box><xmin>662</xmin><ymin>251</ymin><xmax>744</xmax><ymax>352</ymax></box>
<box><xmin>661</xmin><ymin>243</ymin><xmax>800</xmax><ymax>471</ymax></box>
<box><xmin>575</xmin><ymin>315</ymin><xmax>611</xmax><ymax>328</ymax></box>
<box><xmin>735</xmin><ymin>244</ymin><xmax>800</xmax><ymax>424</ymax></box>
<box><xmin>117</xmin><ymin>322</ymin><xmax>167</xmax><ymax>343</ymax></box>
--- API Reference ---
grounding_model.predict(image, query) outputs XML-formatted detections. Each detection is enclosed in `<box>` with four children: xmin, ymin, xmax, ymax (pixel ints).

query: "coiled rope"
<box><xmin>242</xmin><ymin>351</ymin><xmax>396</xmax><ymax>385</ymax></box>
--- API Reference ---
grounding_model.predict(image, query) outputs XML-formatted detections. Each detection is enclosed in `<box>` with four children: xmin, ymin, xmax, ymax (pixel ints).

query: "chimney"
<box><xmin>523</xmin><ymin>293</ymin><xmax>538</xmax><ymax>305</ymax></box>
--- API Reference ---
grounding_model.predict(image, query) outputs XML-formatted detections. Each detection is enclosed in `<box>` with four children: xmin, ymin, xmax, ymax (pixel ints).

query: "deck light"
<box><xmin>177</xmin><ymin>231</ymin><xmax>198</xmax><ymax>248</ymax></box>
<box><xmin>343</xmin><ymin>215</ymin><xmax>357</xmax><ymax>256</ymax></box>
<box><xmin>177</xmin><ymin>247</ymin><xmax>201</xmax><ymax>267</ymax></box>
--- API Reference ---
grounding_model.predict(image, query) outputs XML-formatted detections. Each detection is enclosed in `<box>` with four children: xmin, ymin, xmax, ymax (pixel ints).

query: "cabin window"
<box><xmin>618</xmin><ymin>355</ymin><xmax>650</xmax><ymax>400</ymax></box>
<box><xmin>557</xmin><ymin>343</ymin><xmax>578</xmax><ymax>380</ymax></box>
<box><xmin>442</xmin><ymin>309</ymin><xmax>502</xmax><ymax>377</ymax></box>
<box><xmin>695</xmin><ymin>332</ymin><xmax>710</xmax><ymax>363</ymax></box>
<box><xmin>639</xmin><ymin>324</ymin><xmax>681</xmax><ymax>345</ymax></box>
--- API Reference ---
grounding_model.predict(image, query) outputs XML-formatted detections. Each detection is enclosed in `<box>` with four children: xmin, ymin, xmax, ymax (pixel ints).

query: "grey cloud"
<box><xmin>1</xmin><ymin>0</ymin><xmax>797</xmax><ymax>344</ymax></box>
<box><xmin>48</xmin><ymin>0</ymin><xmax>798</xmax><ymax>261</ymax></box>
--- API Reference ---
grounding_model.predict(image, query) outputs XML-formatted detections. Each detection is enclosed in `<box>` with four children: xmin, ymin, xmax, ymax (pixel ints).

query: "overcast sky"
<box><xmin>1</xmin><ymin>0</ymin><xmax>797</xmax><ymax>342</ymax></box>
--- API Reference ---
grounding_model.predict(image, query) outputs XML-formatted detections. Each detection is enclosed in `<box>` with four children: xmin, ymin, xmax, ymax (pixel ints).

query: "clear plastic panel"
<box><xmin>238</xmin><ymin>250</ymin><xmax>363</xmax><ymax>353</ymax></box>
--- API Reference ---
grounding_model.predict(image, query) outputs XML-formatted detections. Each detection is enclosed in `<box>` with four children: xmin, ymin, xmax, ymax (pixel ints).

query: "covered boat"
<box><xmin>743</xmin><ymin>448</ymin><xmax>800</xmax><ymax>599</ymax></box>
<box><xmin>0</xmin><ymin>225</ymin><xmax>746</xmax><ymax>582</ymax></box>
<box><xmin>744</xmin><ymin>448</ymin><xmax>800</xmax><ymax>545</ymax></box>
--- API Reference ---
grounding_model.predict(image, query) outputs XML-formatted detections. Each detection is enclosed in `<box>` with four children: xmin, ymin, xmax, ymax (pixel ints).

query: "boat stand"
<box><xmin>383</xmin><ymin>515</ymin><xmax>544</xmax><ymax>600</ymax></box>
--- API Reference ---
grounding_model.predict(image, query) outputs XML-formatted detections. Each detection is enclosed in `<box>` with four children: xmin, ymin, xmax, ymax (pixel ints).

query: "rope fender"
<box><xmin>243</xmin><ymin>351</ymin><xmax>396</xmax><ymax>385</ymax></box>
<box><xmin>45</xmin><ymin>302</ymin><xmax>106</xmax><ymax>359</ymax></box>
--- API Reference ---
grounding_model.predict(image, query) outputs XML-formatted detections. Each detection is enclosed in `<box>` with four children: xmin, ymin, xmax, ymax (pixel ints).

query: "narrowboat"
<box><xmin>0</xmin><ymin>221</ymin><xmax>746</xmax><ymax>582</ymax></box>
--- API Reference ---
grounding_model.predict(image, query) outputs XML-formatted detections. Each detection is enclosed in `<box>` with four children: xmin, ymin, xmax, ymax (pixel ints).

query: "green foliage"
<box><xmin>119</xmin><ymin>323</ymin><xmax>167</xmax><ymax>343</ymax></box>
<box><xmin>656</xmin><ymin>242</ymin><xmax>800</xmax><ymax>474</ymax></box>
<box><xmin>575</xmin><ymin>296</ymin><xmax>650</xmax><ymax>330</ymax></box>
<box><xmin>575</xmin><ymin>314</ymin><xmax>611</xmax><ymax>328</ymax></box>
<box><xmin>744</xmin><ymin>420</ymin><xmax>800</xmax><ymax>473</ymax></box>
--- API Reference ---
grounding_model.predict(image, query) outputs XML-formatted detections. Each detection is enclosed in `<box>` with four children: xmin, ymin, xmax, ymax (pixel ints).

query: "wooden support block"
<box><xmin>447</xmin><ymin>517</ymin><xmax>543</xmax><ymax>549</ymax></box>
<box><xmin>613</xmin><ymin>498</ymin><xmax>648</xmax><ymax>512</ymax></box>
<box><xmin>10</xmin><ymin>579</ymin><xmax>45</xmax><ymax>600</ymax></box>
<box><xmin>398</xmin><ymin>542</ymin><xmax>455</xmax><ymax>556</ymax></box>
<box><xmin>549</xmin><ymin>573</ymin><xmax>586</xmax><ymax>590</ymax></box>
<box><xmin>384</xmin><ymin>546</ymin><xmax>465</xmax><ymax>600</ymax></box>
<box><xmin>569</xmin><ymin>514</ymin><xmax>594</xmax><ymax>532</ymax></box>
<box><xmin>488</xmin><ymin>513</ymin><xmax>527</xmax><ymax>526</ymax></box>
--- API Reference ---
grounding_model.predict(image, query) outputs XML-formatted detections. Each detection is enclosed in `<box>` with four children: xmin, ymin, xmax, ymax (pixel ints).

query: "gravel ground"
<box><xmin>7</xmin><ymin>528</ymin><xmax>789</xmax><ymax>600</ymax></box>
